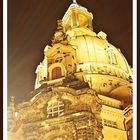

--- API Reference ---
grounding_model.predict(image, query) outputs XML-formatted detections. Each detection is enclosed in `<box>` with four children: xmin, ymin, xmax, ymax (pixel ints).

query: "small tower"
<box><xmin>62</xmin><ymin>0</ymin><xmax>93</xmax><ymax>32</ymax></box>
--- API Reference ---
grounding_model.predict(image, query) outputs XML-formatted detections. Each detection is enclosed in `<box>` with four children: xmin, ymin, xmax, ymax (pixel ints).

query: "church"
<box><xmin>8</xmin><ymin>1</ymin><xmax>133</xmax><ymax>140</ymax></box>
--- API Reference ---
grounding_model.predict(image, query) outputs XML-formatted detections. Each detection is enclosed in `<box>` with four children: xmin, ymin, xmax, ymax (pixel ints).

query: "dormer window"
<box><xmin>106</xmin><ymin>48</ymin><xmax>117</xmax><ymax>65</ymax></box>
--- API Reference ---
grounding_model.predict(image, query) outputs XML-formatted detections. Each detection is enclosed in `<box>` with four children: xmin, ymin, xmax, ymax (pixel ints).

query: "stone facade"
<box><xmin>8</xmin><ymin>77</ymin><xmax>103</xmax><ymax>140</ymax></box>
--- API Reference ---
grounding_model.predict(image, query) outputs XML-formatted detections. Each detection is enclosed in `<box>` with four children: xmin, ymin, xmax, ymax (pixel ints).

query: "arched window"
<box><xmin>55</xmin><ymin>57</ymin><xmax>63</xmax><ymax>63</ymax></box>
<box><xmin>47</xmin><ymin>100</ymin><xmax>64</xmax><ymax>118</ymax></box>
<box><xmin>52</xmin><ymin>67</ymin><xmax>62</xmax><ymax>80</ymax></box>
<box><xmin>106</xmin><ymin>48</ymin><xmax>117</xmax><ymax>65</ymax></box>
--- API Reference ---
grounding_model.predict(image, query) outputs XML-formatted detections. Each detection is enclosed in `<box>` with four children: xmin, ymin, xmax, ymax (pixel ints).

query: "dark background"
<box><xmin>138</xmin><ymin>1</ymin><xmax>140</xmax><ymax>139</ymax></box>
<box><xmin>0</xmin><ymin>0</ymin><xmax>3</xmax><ymax>138</ymax></box>
<box><xmin>8</xmin><ymin>0</ymin><xmax>132</xmax><ymax>104</ymax></box>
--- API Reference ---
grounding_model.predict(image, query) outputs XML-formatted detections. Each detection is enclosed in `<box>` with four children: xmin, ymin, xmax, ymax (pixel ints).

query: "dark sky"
<box><xmin>8</xmin><ymin>0</ymin><xmax>132</xmax><ymax>104</ymax></box>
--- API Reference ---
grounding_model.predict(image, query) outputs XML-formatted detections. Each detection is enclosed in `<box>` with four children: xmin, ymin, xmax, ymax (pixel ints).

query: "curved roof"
<box><xmin>67</xmin><ymin>28</ymin><xmax>131</xmax><ymax>76</ymax></box>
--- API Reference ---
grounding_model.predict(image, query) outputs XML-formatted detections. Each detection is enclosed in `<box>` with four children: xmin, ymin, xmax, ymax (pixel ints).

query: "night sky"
<box><xmin>8</xmin><ymin>0</ymin><xmax>132</xmax><ymax>104</ymax></box>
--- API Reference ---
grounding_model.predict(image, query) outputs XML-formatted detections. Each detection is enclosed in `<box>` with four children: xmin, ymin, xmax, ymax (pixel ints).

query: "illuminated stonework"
<box><xmin>8</xmin><ymin>1</ymin><xmax>132</xmax><ymax>140</ymax></box>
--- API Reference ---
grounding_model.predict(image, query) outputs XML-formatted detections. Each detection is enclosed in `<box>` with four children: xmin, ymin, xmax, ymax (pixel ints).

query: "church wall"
<box><xmin>102</xmin><ymin>126</ymin><xmax>127</xmax><ymax>140</ymax></box>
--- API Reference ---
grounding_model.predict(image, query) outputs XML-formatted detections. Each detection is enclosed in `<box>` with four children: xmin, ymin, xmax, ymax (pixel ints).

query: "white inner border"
<box><xmin>3</xmin><ymin>0</ymin><xmax>7</xmax><ymax>139</ymax></box>
<box><xmin>133</xmin><ymin>0</ymin><xmax>137</xmax><ymax>140</ymax></box>
<box><xmin>3</xmin><ymin>0</ymin><xmax>137</xmax><ymax>139</ymax></box>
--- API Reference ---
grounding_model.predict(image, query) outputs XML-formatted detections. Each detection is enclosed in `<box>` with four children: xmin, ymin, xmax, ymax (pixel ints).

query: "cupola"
<box><xmin>62</xmin><ymin>0</ymin><xmax>93</xmax><ymax>32</ymax></box>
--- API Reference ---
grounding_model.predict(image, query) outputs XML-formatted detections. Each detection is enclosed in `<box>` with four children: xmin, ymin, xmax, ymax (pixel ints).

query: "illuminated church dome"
<box><xmin>35</xmin><ymin>0</ymin><xmax>132</xmax><ymax>106</ymax></box>
<box><xmin>8</xmin><ymin>1</ymin><xmax>133</xmax><ymax>140</ymax></box>
<box><xmin>62</xmin><ymin>0</ymin><xmax>131</xmax><ymax>74</ymax></box>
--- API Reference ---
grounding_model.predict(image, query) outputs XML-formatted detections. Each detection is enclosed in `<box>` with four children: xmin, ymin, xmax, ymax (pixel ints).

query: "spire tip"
<box><xmin>73</xmin><ymin>0</ymin><xmax>77</xmax><ymax>3</ymax></box>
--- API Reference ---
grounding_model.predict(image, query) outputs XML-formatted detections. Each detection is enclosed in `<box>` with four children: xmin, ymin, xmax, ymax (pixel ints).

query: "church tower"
<box><xmin>8</xmin><ymin>1</ymin><xmax>133</xmax><ymax>140</ymax></box>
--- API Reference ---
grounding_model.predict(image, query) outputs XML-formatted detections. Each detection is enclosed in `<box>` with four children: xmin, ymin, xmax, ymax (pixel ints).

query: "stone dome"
<box><xmin>66</xmin><ymin>27</ymin><xmax>132</xmax><ymax>104</ymax></box>
<box><xmin>66</xmin><ymin>28</ymin><xmax>131</xmax><ymax>76</ymax></box>
<box><xmin>62</xmin><ymin>2</ymin><xmax>132</xmax><ymax>79</ymax></box>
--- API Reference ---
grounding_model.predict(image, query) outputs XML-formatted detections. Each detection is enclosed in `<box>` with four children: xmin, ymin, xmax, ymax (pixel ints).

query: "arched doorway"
<box><xmin>52</xmin><ymin>67</ymin><xmax>62</xmax><ymax>80</ymax></box>
<box><xmin>48</xmin><ymin>63</ymin><xmax>66</xmax><ymax>80</ymax></box>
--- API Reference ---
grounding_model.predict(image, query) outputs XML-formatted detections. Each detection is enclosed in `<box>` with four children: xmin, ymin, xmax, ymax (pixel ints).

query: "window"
<box><xmin>55</xmin><ymin>57</ymin><xmax>63</xmax><ymax>63</ymax></box>
<box><xmin>124</xmin><ymin>109</ymin><xmax>132</xmax><ymax>117</ymax></box>
<box><xmin>103</xmin><ymin>119</ymin><xmax>117</xmax><ymax>128</ymax></box>
<box><xmin>47</xmin><ymin>100</ymin><xmax>64</xmax><ymax>118</ymax></box>
<box><xmin>106</xmin><ymin>48</ymin><xmax>117</xmax><ymax>65</ymax></box>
